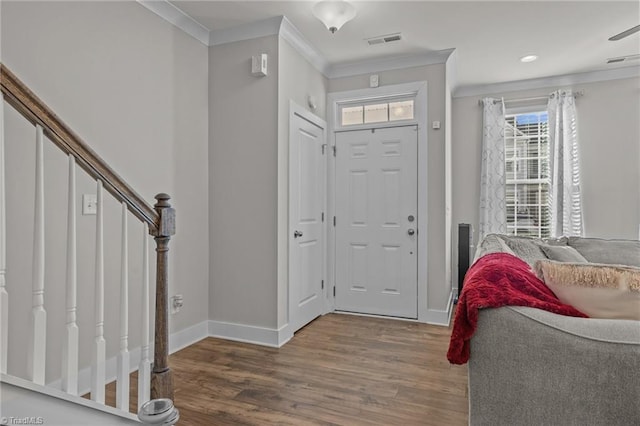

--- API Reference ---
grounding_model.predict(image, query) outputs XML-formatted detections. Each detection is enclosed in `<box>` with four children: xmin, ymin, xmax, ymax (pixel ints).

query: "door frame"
<box><xmin>287</xmin><ymin>101</ymin><xmax>329</xmax><ymax>334</ymax></box>
<box><xmin>327</xmin><ymin>81</ymin><xmax>429</xmax><ymax>322</ymax></box>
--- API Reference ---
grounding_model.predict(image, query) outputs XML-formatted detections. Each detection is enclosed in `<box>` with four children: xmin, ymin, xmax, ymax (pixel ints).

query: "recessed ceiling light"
<box><xmin>520</xmin><ymin>55</ymin><xmax>538</xmax><ymax>63</ymax></box>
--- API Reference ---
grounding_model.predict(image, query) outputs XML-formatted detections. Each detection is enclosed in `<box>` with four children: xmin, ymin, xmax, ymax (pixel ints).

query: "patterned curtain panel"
<box><xmin>547</xmin><ymin>90</ymin><xmax>584</xmax><ymax>237</ymax></box>
<box><xmin>479</xmin><ymin>98</ymin><xmax>506</xmax><ymax>240</ymax></box>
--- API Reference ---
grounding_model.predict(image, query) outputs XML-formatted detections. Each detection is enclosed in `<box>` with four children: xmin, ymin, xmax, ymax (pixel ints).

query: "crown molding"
<box><xmin>137</xmin><ymin>2</ymin><xmax>639</xmax><ymax>92</ymax></box>
<box><xmin>445</xmin><ymin>49</ymin><xmax>459</xmax><ymax>93</ymax></box>
<box><xmin>327</xmin><ymin>48</ymin><xmax>456</xmax><ymax>79</ymax></box>
<box><xmin>137</xmin><ymin>0</ymin><xmax>209</xmax><ymax>45</ymax></box>
<box><xmin>454</xmin><ymin>65</ymin><xmax>640</xmax><ymax>98</ymax></box>
<box><xmin>210</xmin><ymin>15</ymin><xmax>283</xmax><ymax>46</ymax></box>
<box><xmin>279</xmin><ymin>16</ymin><xmax>331</xmax><ymax>77</ymax></box>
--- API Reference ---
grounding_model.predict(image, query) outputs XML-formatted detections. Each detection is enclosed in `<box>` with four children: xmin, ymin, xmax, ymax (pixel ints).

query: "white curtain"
<box><xmin>479</xmin><ymin>98</ymin><xmax>506</xmax><ymax>240</ymax></box>
<box><xmin>547</xmin><ymin>90</ymin><xmax>584</xmax><ymax>237</ymax></box>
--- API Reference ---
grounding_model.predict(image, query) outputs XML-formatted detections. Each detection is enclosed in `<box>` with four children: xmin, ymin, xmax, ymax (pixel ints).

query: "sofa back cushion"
<box><xmin>502</xmin><ymin>236</ymin><xmax>548</xmax><ymax>268</ymax></box>
<box><xmin>540</xmin><ymin>245</ymin><xmax>588</xmax><ymax>263</ymax></box>
<box><xmin>568</xmin><ymin>237</ymin><xmax>640</xmax><ymax>267</ymax></box>
<box><xmin>535</xmin><ymin>260</ymin><xmax>640</xmax><ymax>321</ymax></box>
<box><xmin>473</xmin><ymin>234</ymin><xmax>515</xmax><ymax>262</ymax></box>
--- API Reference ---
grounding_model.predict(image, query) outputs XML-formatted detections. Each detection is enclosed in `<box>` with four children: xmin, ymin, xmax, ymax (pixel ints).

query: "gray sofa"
<box><xmin>468</xmin><ymin>234</ymin><xmax>640</xmax><ymax>426</ymax></box>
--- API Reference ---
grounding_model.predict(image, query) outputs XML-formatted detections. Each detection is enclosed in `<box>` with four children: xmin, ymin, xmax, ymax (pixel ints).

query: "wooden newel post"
<box><xmin>150</xmin><ymin>193</ymin><xmax>175</xmax><ymax>401</ymax></box>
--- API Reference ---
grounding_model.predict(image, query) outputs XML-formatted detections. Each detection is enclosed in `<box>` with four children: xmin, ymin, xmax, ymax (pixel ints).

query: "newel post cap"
<box><xmin>154</xmin><ymin>193</ymin><xmax>172</xmax><ymax>209</ymax></box>
<box><xmin>154</xmin><ymin>193</ymin><xmax>175</xmax><ymax>237</ymax></box>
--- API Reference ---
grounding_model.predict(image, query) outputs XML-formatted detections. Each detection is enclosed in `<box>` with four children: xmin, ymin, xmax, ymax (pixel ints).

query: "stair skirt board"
<box><xmin>1</xmin><ymin>374</ymin><xmax>140</xmax><ymax>424</ymax></box>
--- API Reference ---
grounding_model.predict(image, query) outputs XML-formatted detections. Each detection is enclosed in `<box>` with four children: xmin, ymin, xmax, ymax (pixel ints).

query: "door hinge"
<box><xmin>322</xmin><ymin>212</ymin><xmax>324</xmax><ymax>222</ymax></box>
<box><xmin>322</xmin><ymin>144</ymin><xmax>327</xmax><ymax>154</ymax></box>
<box><xmin>321</xmin><ymin>280</ymin><xmax>324</xmax><ymax>290</ymax></box>
<box><xmin>332</xmin><ymin>145</ymin><xmax>336</xmax><ymax>156</ymax></box>
<box><xmin>333</xmin><ymin>216</ymin><xmax>336</xmax><ymax>227</ymax></box>
<box><xmin>333</xmin><ymin>286</ymin><xmax>336</xmax><ymax>297</ymax></box>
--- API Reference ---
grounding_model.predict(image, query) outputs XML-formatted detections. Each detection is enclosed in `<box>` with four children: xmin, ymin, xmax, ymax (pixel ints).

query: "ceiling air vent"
<box><xmin>607</xmin><ymin>54</ymin><xmax>640</xmax><ymax>64</ymax></box>
<box><xmin>366</xmin><ymin>33</ymin><xmax>403</xmax><ymax>46</ymax></box>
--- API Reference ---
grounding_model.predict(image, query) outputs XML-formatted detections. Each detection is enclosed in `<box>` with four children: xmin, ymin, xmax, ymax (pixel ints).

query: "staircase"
<box><xmin>0</xmin><ymin>64</ymin><xmax>176</xmax><ymax>423</ymax></box>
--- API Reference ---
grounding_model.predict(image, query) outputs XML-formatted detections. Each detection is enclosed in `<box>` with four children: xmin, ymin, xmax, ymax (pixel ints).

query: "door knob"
<box><xmin>407</xmin><ymin>229</ymin><xmax>415</xmax><ymax>236</ymax></box>
<box><xmin>294</xmin><ymin>230</ymin><xmax>303</xmax><ymax>238</ymax></box>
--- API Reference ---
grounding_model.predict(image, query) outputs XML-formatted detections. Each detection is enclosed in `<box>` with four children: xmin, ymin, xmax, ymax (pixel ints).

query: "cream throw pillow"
<box><xmin>535</xmin><ymin>260</ymin><xmax>640</xmax><ymax>321</ymax></box>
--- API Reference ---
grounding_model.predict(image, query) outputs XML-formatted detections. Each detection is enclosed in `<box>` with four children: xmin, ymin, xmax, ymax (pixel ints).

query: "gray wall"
<box><xmin>452</xmin><ymin>76</ymin><xmax>640</xmax><ymax>287</ymax></box>
<box><xmin>209</xmin><ymin>35</ymin><xmax>280</xmax><ymax>328</ymax></box>
<box><xmin>329</xmin><ymin>64</ymin><xmax>452</xmax><ymax>314</ymax></box>
<box><xmin>208</xmin><ymin>35</ymin><xmax>329</xmax><ymax>332</ymax></box>
<box><xmin>1</xmin><ymin>1</ymin><xmax>209</xmax><ymax>382</ymax></box>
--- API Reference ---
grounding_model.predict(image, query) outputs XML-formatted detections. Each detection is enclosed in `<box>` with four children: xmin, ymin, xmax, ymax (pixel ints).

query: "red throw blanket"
<box><xmin>447</xmin><ymin>252</ymin><xmax>587</xmax><ymax>364</ymax></box>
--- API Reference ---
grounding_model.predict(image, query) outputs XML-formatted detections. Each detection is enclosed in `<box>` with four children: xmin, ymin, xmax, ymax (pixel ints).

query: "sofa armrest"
<box><xmin>469</xmin><ymin>307</ymin><xmax>640</xmax><ymax>426</ymax></box>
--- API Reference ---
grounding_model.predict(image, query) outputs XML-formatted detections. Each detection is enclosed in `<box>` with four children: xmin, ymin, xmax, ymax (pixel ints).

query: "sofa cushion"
<box><xmin>540</xmin><ymin>244</ymin><xmax>588</xmax><ymax>263</ymax></box>
<box><xmin>502</xmin><ymin>236</ymin><xmax>548</xmax><ymax>268</ymax></box>
<box><xmin>535</xmin><ymin>260</ymin><xmax>640</xmax><ymax>320</ymax></box>
<box><xmin>543</xmin><ymin>236</ymin><xmax>569</xmax><ymax>246</ymax></box>
<box><xmin>568</xmin><ymin>237</ymin><xmax>640</xmax><ymax>267</ymax></box>
<box><xmin>473</xmin><ymin>234</ymin><xmax>515</xmax><ymax>262</ymax></box>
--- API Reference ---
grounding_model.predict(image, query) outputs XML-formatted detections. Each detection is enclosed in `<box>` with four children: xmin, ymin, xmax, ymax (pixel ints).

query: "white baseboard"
<box><xmin>208</xmin><ymin>320</ymin><xmax>292</xmax><ymax>348</ymax></box>
<box><xmin>169</xmin><ymin>320</ymin><xmax>209</xmax><ymax>354</ymax></box>
<box><xmin>45</xmin><ymin>300</ymin><xmax>457</xmax><ymax>398</ymax></box>
<box><xmin>46</xmin><ymin>318</ymin><xmax>288</xmax><ymax>396</ymax></box>
<box><xmin>423</xmin><ymin>290</ymin><xmax>454</xmax><ymax>326</ymax></box>
<box><xmin>47</xmin><ymin>320</ymin><xmax>210</xmax><ymax>396</ymax></box>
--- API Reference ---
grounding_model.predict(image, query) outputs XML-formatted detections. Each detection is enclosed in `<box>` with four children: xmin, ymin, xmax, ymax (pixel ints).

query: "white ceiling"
<box><xmin>170</xmin><ymin>1</ymin><xmax>640</xmax><ymax>89</ymax></box>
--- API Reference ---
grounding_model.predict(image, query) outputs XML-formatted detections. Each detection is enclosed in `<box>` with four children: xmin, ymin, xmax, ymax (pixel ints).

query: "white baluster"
<box><xmin>0</xmin><ymin>93</ymin><xmax>8</xmax><ymax>374</ymax></box>
<box><xmin>28</xmin><ymin>125</ymin><xmax>46</xmax><ymax>385</ymax></box>
<box><xmin>91</xmin><ymin>180</ymin><xmax>106</xmax><ymax>403</ymax></box>
<box><xmin>116</xmin><ymin>202</ymin><xmax>130</xmax><ymax>411</ymax></box>
<box><xmin>62</xmin><ymin>155</ymin><xmax>78</xmax><ymax>395</ymax></box>
<box><xmin>138</xmin><ymin>223</ymin><xmax>151</xmax><ymax>410</ymax></box>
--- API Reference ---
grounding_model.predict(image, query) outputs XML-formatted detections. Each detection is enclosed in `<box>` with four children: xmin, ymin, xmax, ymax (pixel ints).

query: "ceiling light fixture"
<box><xmin>520</xmin><ymin>54</ymin><xmax>538</xmax><ymax>63</ymax></box>
<box><xmin>312</xmin><ymin>0</ymin><xmax>356</xmax><ymax>34</ymax></box>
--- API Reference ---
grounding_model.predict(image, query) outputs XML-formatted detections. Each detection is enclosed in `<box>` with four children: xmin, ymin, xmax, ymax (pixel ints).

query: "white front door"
<box><xmin>289</xmin><ymin>111</ymin><xmax>325</xmax><ymax>333</ymax></box>
<box><xmin>335</xmin><ymin>126</ymin><xmax>418</xmax><ymax>318</ymax></box>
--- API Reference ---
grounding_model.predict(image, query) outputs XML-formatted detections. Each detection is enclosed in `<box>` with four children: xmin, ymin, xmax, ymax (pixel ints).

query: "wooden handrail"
<box><xmin>0</xmin><ymin>64</ymin><xmax>159</xmax><ymax>234</ymax></box>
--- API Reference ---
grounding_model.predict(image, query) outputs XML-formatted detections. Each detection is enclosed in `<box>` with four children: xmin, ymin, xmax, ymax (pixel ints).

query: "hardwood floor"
<box><xmin>106</xmin><ymin>313</ymin><xmax>468</xmax><ymax>425</ymax></box>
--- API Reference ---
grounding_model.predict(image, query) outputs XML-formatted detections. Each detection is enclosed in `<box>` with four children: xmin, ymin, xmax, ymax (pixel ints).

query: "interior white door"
<box><xmin>335</xmin><ymin>126</ymin><xmax>418</xmax><ymax>318</ymax></box>
<box><xmin>289</xmin><ymin>112</ymin><xmax>325</xmax><ymax>333</ymax></box>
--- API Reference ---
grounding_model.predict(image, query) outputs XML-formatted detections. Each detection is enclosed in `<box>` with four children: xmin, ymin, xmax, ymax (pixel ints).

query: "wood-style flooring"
<box><xmin>105</xmin><ymin>313</ymin><xmax>468</xmax><ymax>425</ymax></box>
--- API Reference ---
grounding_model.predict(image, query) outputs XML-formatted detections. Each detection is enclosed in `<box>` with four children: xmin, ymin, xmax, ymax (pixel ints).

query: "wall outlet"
<box><xmin>171</xmin><ymin>294</ymin><xmax>184</xmax><ymax>314</ymax></box>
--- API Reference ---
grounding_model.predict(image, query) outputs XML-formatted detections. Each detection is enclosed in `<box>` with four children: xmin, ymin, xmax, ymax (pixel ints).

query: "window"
<box><xmin>340</xmin><ymin>99</ymin><xmax>414</xmax><ymax>126</ymax></box>
<box><xmin>504</xmin><ymin>111</ymin><xmax>550</xmax><ymax>238</ymax></box>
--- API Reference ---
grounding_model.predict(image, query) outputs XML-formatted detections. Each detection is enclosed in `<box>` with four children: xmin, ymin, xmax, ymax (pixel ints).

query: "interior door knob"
<box><xmin>294</xmin><ymin>230</ymin><xmax>303</xmax><ymax>238</ymax></box>
<box><xmin>407</xmin><ymin>229</ymin><xmax>415</xmax><ymax>236</ymax></box>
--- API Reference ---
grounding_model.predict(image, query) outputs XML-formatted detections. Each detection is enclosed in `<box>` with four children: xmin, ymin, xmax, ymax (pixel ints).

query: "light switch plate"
<box><xmin>83</xmin><ymin>194</ymin><xmax>97</xmax><ymax>215</ymax></box>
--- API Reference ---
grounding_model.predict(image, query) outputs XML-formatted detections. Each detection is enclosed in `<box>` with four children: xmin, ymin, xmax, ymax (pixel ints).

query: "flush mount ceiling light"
<box><xmin>520</xmin><ymin>54</ymin><xmax>538</xmax><ymax>63</ymax></box>
<box><xmin>313</xmin><ymin>0</ymin><xmax>356</xmax><ymax>34</ymax></box>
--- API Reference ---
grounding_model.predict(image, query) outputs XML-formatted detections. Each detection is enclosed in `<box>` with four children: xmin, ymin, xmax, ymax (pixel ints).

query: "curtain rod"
<box><xmin>477</xmin><ymin>90</ymin><xmax>584</xmax><ymax>106</ymax></box>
